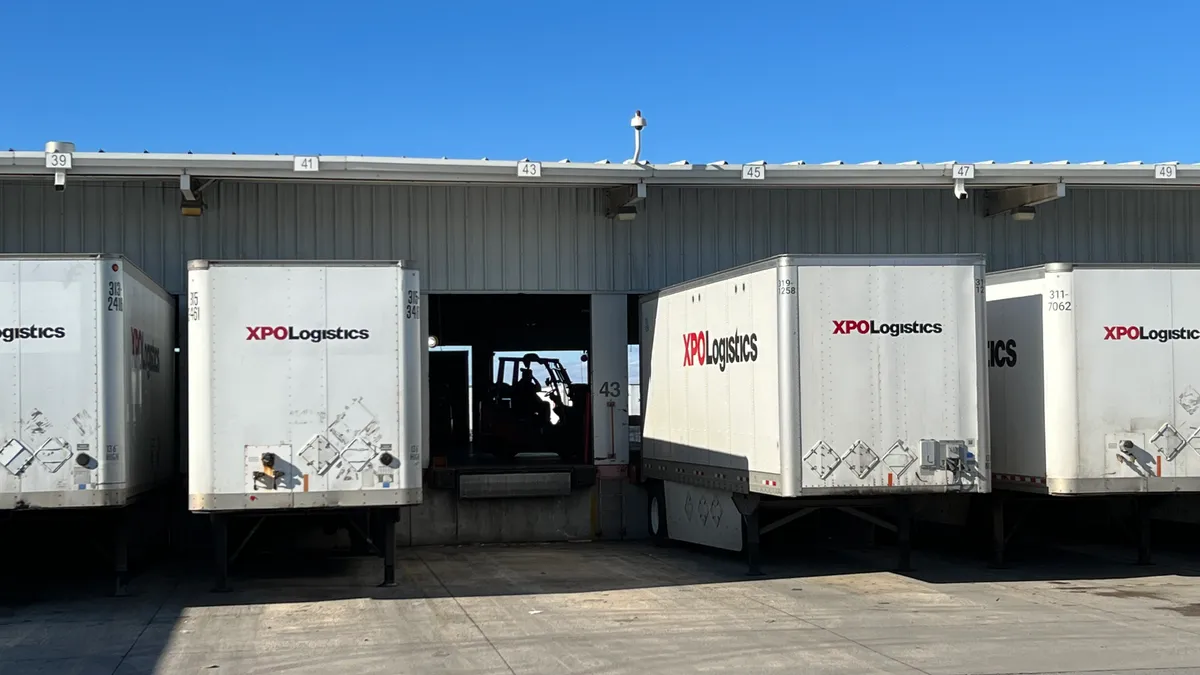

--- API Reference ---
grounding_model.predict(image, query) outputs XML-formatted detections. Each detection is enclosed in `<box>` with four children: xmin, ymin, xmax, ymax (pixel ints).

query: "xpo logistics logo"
<box><xmin>131</xmin><ymin>327</ymin><xmax>161</xmax><ymax>377</ymax></box>
<box><xmin>1103</xmin><ymin>325</ymin><xmax>1200</xmax><ymax>342</ymax></box>
<box><xmin>832</xmin><ymin>320</ymin><xmax>943</xmax><ymax>336</ymax></box>
<box><xmin>0</xmin><ymin>325</ymin><xmax>66</xmax><ymax>342</ymax></box>
<box><xmin>682</xmin><ymin>329</ymin><xmax>759</xmax><ymax>371</ymax></box>
<box><xmin>246</xmin><ymin>325</ymin><xmax>371</xmax><ymax>343</ymax></box>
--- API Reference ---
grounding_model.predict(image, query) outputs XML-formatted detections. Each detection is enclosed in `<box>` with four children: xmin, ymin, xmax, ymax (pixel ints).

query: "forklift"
<box><xmin>475</xmin><ymin>353</ymin><xmax>591</xmax><ymax>463</ymax></box>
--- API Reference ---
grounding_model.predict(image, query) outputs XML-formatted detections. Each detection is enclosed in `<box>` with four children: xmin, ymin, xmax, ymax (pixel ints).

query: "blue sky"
<box><xmin>1</xmin><ymin>1</ymin><xmax>1195</xmax><ymax>163</ymax></box>
<box><xmin>1</xmin><ymin>2</ymin><xmax>1189</xmax><ymax>391</ymax></box>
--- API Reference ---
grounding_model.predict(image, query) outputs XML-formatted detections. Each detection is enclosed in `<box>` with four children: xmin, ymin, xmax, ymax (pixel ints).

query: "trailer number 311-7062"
<box><xmin>1047</xmin><ymin>289</ymin><xmax>1072</xmax><ymax>311</ymax></box>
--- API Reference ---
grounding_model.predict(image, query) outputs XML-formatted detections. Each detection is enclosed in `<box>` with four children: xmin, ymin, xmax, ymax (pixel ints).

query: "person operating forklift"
<box><xmin>514</xmin><ymin>366</ymin><xmax>542</xmax><ymax>419</ymax></box>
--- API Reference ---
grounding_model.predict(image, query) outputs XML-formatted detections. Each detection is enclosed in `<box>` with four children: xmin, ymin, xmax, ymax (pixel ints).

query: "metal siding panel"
<box><xmin>446</xmin><ymin>186</ymin><xmax>468</xmax><ymax>291</ymax></box>
<box><xmin>765</xmin><ymin>189</ymin><xmax>783</xmax><ymax>257</ymax></box>
<box><xmin>141</xmin><ymin>183</ymin><xmax>164</xmax><ymax>284</ymax></box>
<box><xmin>478</xmin><ymin>187</ymin><xmax>500</xmax><ymax>290</ymax></box>
<box><xmin>429</xmin><ymin>187</ymin><xmax>450</xmax><ymax>290</ymax></box>
<box><xmin>658</xmin><ymin>187</ymin><xmax>681</xmax><ymax>288</ymax></box>
<box><xmin>352</xmin><ymin>185</ymin><xmax>373</xmax><ymax>261</ymax></box>
<box><xmin>1</xmin><ymin>184</ymin><xmax>20</xmax><ymax>250</ymax></box>
<box><xmin>574</xmin><ymin>189</ymin><xmax>596</xmax><ymax>291</ymax></box>
<box><xmin>1192</xmin><ymin>191</ymin><xmax>1200</xmax><ymax>261</ymax></box>
<box><xmin>520</xmin><ymin>188</ymin><xmax>539</xmax><ymax>290</ymax></box>
<box><xmin>498</xmin><ymin>187</ymin><xmax>517</xmax><ymax>291</ymax></box>
<box><xmin>463</xmin><ymin>187</ymin><xmax>483</xmax><ymax>290</ymax></box>
<box><xmin>627</xmin><ymin>197</ymin><xmax>647</xmax><ymax>292</ymax></box>
<box><xmin>611</xmin><ymin>216</ymin><xmax>630</xmax><ymax>294</ymax></box>
<box><xmin>2</xmin><ymin>181</ymin><xmax>1199</xmax><ymax>295</ymax></box>
<box><xmin>411</xmin><ymin>186</ymin><xmax>431</xmax><ymax>286</ymax></box>
<box><xmin>593</xmin><ymin>191</ymin><xmax>613</xmax><ymax>292</ymax></box>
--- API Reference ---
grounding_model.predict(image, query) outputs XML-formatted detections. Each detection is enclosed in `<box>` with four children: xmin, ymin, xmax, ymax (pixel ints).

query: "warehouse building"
<box><xmin>2</xmin><ymin>143</ymin><xmax>1199</xmax><ymax>546</ymax></box>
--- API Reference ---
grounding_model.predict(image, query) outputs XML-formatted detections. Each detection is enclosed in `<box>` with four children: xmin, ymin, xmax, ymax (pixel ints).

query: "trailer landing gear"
<box><xmin>380</xmin><ymin>508</ymin><xmax>399</xmax><ymax>588</ymax></box>
<box><xmin>112</xmin><ymin>507</ymin><xmax>130</xmax><ymax>597</ymax></box>
<box><xmin>211</xmin><ymin>513</ymin><xmax>231</xmax><ymax>593</ymax></box>
<box><xmin>741</xmin><ymin>497</ymin><xmax>915</xmax><ymax>574</ymax></box>
<box><xmin>209</xmin><ymin>507</ymin><xmax>402</xmax><ymax>592</ymax></box>
<box><xmin>895</xmin><ymin>497</ymin><xmax>912</xmax><ymax>573</ymax></box>
<box><xmin>732</xmin><ymin>493</ymin><xmax>762</xmax><ymax>576</ymax></box>
<box><xmin>989</xmin><ymin>493</ymin><xmax>1156</xmax><ymax>568</ymax></box>
<box><xmin>1136</xmin><ymin>495</ymin><xmax>1153</xmax><ymax>566</ymax></box>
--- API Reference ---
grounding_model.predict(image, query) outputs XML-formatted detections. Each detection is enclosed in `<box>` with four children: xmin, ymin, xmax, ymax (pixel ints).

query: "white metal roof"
<box><xmin>2</xmin><ymin>149</ymin><xmax>1197</xmax><ymax>188</ymax></box>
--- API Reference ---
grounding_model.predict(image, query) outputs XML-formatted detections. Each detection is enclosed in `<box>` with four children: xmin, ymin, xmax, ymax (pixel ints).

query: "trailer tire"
<box><xmin>648</xmin><ymin>481</ymin><xmax>669</xmax><ymax>546</ymax></box>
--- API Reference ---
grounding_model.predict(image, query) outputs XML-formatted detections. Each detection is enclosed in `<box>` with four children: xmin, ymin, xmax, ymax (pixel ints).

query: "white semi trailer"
<box><xmin>187</xmin><ymin>259</ymin><xmax>423</xmax><ymax>588</ymax></box>
<box><xmin>986</xmin><ymin>262</ymin><xmax>1200</xmax><ymax>565</ymax></box>
<box><xmin>0</xmin><ymin>254</ymin><xmax>177</xmax><ymax>594</ymax></box>
<box><xmin>637</xmin><ymin>254</ymin><xmax>989</xmax><ymax>571</ymax></box>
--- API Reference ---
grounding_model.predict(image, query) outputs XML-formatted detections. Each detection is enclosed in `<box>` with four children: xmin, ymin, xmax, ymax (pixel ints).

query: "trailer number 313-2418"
<box><xmin>107</xmin><ymin>281</ymin><xmax>124</xmax><ymax>312</ymax></box>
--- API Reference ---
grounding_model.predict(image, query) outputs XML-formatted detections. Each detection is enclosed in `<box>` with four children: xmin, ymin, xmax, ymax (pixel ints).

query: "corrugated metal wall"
<box><xmin>1</xmin><ymin>179</ymin><xmax>1196</xmax><ymax>295</ymax></box>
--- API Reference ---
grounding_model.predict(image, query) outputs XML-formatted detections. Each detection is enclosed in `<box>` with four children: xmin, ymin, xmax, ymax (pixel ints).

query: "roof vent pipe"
<box><xmin>630</xmin><ymin>110</ymin><xmax>647</xmax><ymax>164</ymax></box>
<box><xmin>46</xmin><ymin>141</ymin><xmax>76</xmax><ymax>153</ymax></box>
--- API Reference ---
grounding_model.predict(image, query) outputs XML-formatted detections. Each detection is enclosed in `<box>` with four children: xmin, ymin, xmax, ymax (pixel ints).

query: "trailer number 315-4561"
<box><xmin>405</xmin><ymin>291</ymin><xmax>420</xmax><ymax>319</ymax></box>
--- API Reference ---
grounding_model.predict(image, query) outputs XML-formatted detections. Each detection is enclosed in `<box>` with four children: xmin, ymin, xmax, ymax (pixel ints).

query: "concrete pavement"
<box><xmin>5</xmin><ymin>541</ymin><xmax>1200</xmax><ymax>674</ymax></box>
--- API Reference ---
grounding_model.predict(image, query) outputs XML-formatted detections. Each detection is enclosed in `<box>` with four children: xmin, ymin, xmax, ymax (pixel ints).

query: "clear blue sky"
<box><xmin>1</xmin><ymin>1</ymin><xmax>1195</xmax><ymax>163</ymax></box>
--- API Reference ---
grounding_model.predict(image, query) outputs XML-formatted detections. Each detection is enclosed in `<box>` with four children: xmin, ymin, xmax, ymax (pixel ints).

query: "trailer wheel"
<box><xmin>648</xmin><ymin>481</ymin><xmax>669</xmax><ymax>546</ymax></box>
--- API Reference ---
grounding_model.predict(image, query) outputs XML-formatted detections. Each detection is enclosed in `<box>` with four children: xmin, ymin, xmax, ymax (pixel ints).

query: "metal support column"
<box><xmin>211</xmin><ymin>513</ymin><xmax>231</xmax><ymax>593</ymax></box>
